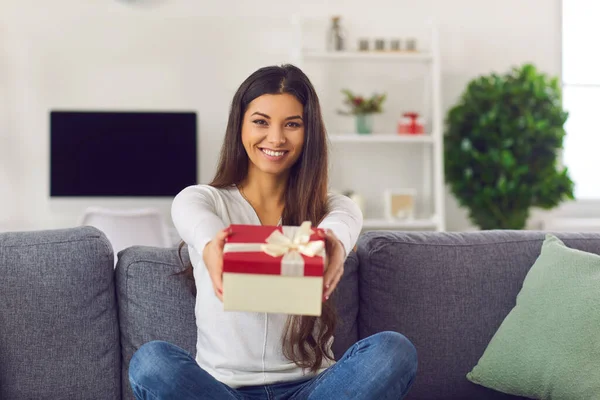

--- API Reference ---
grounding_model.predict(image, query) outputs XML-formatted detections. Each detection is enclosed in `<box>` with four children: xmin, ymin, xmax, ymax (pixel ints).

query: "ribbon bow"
<box><xmin>261</xmin><ymin>221</ymin><xmax>325</xmax><ymax>276</ymax></box>
<box><xmin>261</xmin><ymin>221</ymin><xmax>324</xmax><ymax>258</ymax></box>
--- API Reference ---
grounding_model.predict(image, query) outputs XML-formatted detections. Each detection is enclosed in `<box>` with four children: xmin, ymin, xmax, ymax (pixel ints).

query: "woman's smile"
<box><xmin>258</xmin><ymin>147</ymin><xmax>289</xmax><ymax>161</ymax></box>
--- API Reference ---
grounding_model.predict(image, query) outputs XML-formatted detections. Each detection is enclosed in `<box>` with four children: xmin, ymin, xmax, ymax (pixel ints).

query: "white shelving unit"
<box><xmin>291</xmin><ymin>18</ymin><xmax>446</xmax><ymax>232</ymax></box>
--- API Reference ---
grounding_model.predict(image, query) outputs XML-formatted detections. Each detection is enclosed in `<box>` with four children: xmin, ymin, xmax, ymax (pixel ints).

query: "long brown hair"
<box><xmin>180</xmin><ymin>64</ymin><xmax>335</xmax><ymax>372</ymax></box>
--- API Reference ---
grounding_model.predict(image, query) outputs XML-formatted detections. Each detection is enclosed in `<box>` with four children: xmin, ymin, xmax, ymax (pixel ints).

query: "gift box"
<box><xmin>222</xmin><ymin>221</ymin><xmax>326</xmax><ymax>316</ymax></box>
<box><xmin>397</xmin><ymin>112</ymin><xmax>425</xmax><ymax>135</ymax></box>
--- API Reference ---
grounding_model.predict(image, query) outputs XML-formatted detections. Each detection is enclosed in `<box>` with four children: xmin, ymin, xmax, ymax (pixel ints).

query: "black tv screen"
<box><xmin>50</xmin><ymin>111</ymin><xmax>197</xmax><ymax>197</ymax></box>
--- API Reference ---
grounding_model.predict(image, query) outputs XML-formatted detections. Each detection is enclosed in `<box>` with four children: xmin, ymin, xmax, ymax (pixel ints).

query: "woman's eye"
<box><xmin>252</xmin><ymin>119</ymin><xmax>268</xmax><ymax>126</ymax></box>
<box><xmin>287</xmin><ymin>122</ymin><xmax>302</xmax><ymax>128</ymax></box>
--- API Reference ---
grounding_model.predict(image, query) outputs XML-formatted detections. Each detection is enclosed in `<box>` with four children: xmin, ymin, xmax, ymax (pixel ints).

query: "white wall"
<box><xmin>0</xmin><ymin>0</ymin><xmax>562</xmax><ymax>232</ymax></box>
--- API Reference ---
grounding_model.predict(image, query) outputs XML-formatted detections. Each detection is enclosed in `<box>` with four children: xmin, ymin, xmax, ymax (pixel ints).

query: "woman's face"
<box><xmin>241</xmin><ymin>93</ymin><xmax>305</xmax><ymax>178</ymax></box>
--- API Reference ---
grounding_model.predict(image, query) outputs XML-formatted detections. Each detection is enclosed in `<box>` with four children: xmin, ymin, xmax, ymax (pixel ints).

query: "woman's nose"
<box><xmin>266</xmin><ymin>126</ymin><xmax>286</xmax><ymax>145</ymax></box>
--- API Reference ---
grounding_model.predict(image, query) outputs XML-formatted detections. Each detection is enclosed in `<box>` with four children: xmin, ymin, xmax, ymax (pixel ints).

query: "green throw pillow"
<box><xmin>467</xmin><ymin>234</ymin><xmax>600</xmax><ymax>399</ymax></box>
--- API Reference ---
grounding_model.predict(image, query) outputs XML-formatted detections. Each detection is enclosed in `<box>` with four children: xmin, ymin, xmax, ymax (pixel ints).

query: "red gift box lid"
<box><xmin>223</xmin><ymin>224</ymin><xmax>325</xmax><ymax>277</ymax></box>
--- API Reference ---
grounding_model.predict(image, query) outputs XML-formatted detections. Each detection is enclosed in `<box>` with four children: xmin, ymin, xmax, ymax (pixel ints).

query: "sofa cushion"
<box><xmin>115</xmin><ymin>244</ymin><xmax>196</xmax><ymax>400</ymax></box>
<box><xmin>356</xmin><ymin>230</ymin><xmax>600</xmax><ymax>400</ymax></box>
<box><xmin>467</xmin><ymin>234</ymin><xmax>600</xmax><ymax>398</ymax></box>
<box><xmin>0</xmin><ymin>227</ymin><xmax>120</xmax><ymax>400</ymax></box>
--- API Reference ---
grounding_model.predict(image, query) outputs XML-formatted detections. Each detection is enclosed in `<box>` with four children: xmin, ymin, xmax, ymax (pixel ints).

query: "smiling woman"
<box><xmin>210</xmin><ymin>65</ymin><xmax>330</xmax><ymax>230</ymax></box>
<box><xmin>128</xmin><ymin>64</ymin><xmax>417</xmax><ymax>400</ymax></box>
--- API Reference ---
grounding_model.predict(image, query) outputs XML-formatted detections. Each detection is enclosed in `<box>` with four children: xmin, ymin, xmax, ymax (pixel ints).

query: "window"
<box><xmin>562</xmin><ymin>1</ymin><xmax>600</xmax><ymax>199</ymax></box>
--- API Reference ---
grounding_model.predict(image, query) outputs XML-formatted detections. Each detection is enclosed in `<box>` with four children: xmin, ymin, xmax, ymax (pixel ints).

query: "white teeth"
<box><xmin>262</xmin><ymin>149</ymin><xmax>285</xmax><ymax>157</ymax></box>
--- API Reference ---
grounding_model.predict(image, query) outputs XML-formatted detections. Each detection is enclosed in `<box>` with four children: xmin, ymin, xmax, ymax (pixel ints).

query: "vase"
<box><xmin>355</xmin><ymin>114</ymin><xmax>374</xmax><ymax>134</ymax></box>
<box><xmin>327</xmin><ymin>16</ymin><xmax>346</xmax><ymax>51</ymax></box>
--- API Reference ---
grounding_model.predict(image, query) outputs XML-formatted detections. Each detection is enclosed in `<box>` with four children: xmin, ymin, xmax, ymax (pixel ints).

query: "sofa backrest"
<box><xmin>356</xmin><ymin>230</ymin><xmax>600</xmax><ymax>400</ymax></box>
<box><xmin>115</xmin><ymin>244</ymin><xmax>361</xmax><ymax>400</ymax></box>
<box><xmin>0</xmin><ymin>227</ymin><xmax>120</xmax><ymax>400</ymax></box>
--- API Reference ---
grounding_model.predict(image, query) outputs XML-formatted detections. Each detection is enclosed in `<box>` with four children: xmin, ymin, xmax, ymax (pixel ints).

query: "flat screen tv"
<box><xmin>50</xmin><ymin>110</ymin><xmax>197</xmax><ymax>197</ymax></box>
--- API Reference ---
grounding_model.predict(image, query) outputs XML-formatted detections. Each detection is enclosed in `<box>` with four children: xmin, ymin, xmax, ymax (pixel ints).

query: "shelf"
<box><xmin>302</xmin><ymin>50</ymin><xmax>433</xmax><ymax>62</ymax></box>
<box><xmin>295</xmin><ymin>20</ymin><xmax>446</xmax><ymax>230</ymax></box>
<box><xmin>328</xmin><ymin>133</ymin><xmax>434</xmax><ymax>143</ymax></box>
<box><xmin>362</xmin><ymin>218</ymin><xmax>439</xmax><ymax>230</ymax></box>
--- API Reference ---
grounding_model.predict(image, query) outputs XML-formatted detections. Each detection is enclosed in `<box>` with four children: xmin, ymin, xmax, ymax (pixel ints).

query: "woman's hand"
<box><xmin>321</xmin><ymin>229</ymin><xmax>346</xmax><ymax>301</ymax></box>
<box><xmin>202</xmin><ymin>228</ymin><xmax>231</xmax><ymax>302</ymax></box>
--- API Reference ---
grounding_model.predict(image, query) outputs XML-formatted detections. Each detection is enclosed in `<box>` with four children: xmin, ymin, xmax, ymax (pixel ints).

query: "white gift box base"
<box><xmin>223</xmin><ymin>273</ymin><xmax>323</xmax><ymax>316</ymax></box>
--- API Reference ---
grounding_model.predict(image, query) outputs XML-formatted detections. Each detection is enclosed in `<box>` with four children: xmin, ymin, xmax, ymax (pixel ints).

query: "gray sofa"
<box><xmin>2</xmin><ymin>226</ymin><xmax>600</xmax><ymax>400</ymax></box>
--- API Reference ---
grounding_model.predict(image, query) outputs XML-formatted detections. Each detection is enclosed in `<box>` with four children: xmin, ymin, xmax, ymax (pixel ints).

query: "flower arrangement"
<box><xmin>338</xmin><ymin>89</ymin><xmax>387</xmax><ymax>115</ymax></box>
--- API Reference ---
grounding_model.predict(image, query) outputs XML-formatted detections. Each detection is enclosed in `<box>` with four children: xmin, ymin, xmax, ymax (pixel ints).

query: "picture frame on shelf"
<box><xmin>384</xmin><ymin>189</ymin><xmax>417</xmax><ymax>220</ymax></box>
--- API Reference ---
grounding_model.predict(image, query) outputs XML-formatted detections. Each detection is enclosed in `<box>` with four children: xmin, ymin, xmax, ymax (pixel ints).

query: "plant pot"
<box><xmin>355</xmin><ymin>113</ymin><xmax>374</xmax><ymax>134</ymax></box>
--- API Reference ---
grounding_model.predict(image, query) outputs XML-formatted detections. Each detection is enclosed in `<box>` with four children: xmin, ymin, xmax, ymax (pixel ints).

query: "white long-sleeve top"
<box><xmin>171</xmin><ymin>184</ymin><xmax>363</xmax><ymax>389</ymax></box>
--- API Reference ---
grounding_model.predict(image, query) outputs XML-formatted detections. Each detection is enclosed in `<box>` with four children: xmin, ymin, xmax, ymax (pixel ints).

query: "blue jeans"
<box><xmin>129</xmin><ymin>331</ymin><xmax>417</xmax><ymax>400</ymax></box>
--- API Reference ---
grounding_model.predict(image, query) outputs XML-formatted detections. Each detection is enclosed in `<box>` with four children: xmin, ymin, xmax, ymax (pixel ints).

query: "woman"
<box><xmin>128</xmin><ymin>64</ymin><xmax>417</xmax><ymax>399</ymax></box>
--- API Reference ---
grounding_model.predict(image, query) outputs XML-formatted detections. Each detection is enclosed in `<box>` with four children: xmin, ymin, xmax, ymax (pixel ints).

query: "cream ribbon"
<box><xmin>223</xmin><ymin>221</ymin><xmax>325</xmax><ymax>276</ymax></box>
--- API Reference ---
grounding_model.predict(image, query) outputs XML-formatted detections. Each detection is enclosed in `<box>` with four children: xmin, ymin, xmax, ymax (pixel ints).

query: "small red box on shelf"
<box><xmin>398</xmin><ymin>112</ymin><xmax>425</xmax><ymax>135</ymax></box>
<box><xmin>222</xmin><ymin>222</ymin><xmax>326</xmax><ymax>316</ymax></box>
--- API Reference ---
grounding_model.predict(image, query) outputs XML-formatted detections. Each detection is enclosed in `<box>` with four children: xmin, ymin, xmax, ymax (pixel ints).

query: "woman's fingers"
<box><xmin>212</xmin><ymin>282</ymin><xmax>224</xmax><ymax>302</ymax></box>
<box><xmin>324</xmin><ymin>231</ymin><xmax>343</xmax><ymax>276</ymax></box>
<box><xmin>215</xmin><ymin>228</ymin><xmax>231</xmax><ymax>249</ymax></box>
<box><xmin>211</xmin><ymin>266</ymin><xmax>224</xmax><ymax>297</ymax></box>
<box><xmin>324</xmin><ymin>267</ymin><xmax>344</xmax><ymax>300</ymax></box>
<box><xmin>324</xmin><ymin>262</ymin><xmax>340</xmax><ymax>289</ymax></box>
<box><xmin>320</xmin><ymin>228</ymin><xmax>345</xmax><ymax>300</ymax></box>
<box><xmin>206</xmin><ymin>227</ymin><xmax>230</xmax><ymax>302</ymax></box>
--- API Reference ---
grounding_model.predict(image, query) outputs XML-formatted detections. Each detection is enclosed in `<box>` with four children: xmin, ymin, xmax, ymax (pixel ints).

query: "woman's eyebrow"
<box><xmin>251</xmin><ymin>111</ymin><xmax>270</xmax><ymax>119</ymax></box>
<box><xmin>250</xmin><ymin>112</ymin><xmax>303</xmax><ymax>121</ymax></box>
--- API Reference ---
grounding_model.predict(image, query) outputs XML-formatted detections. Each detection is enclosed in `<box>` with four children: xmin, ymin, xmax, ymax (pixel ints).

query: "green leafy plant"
<box><xmin>444</xmin><ymin>64</ymin><xmax>575</xmax><ymax>230</ymax></box>
<box><xmin>338</xmin><ymin>89</ymin><xmax>387</xmax><ymax>115</ymax></box>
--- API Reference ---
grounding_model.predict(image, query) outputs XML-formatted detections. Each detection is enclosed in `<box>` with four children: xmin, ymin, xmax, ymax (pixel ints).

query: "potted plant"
<box><xmin>338</xmin><ymin>89</ymin><xmax>387</xmax><ymax>134</ymax></box>
<box><xmin>444</xmin><ymin>64</ymin><xmax>575</xmax><ymax>230</ymax></box>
